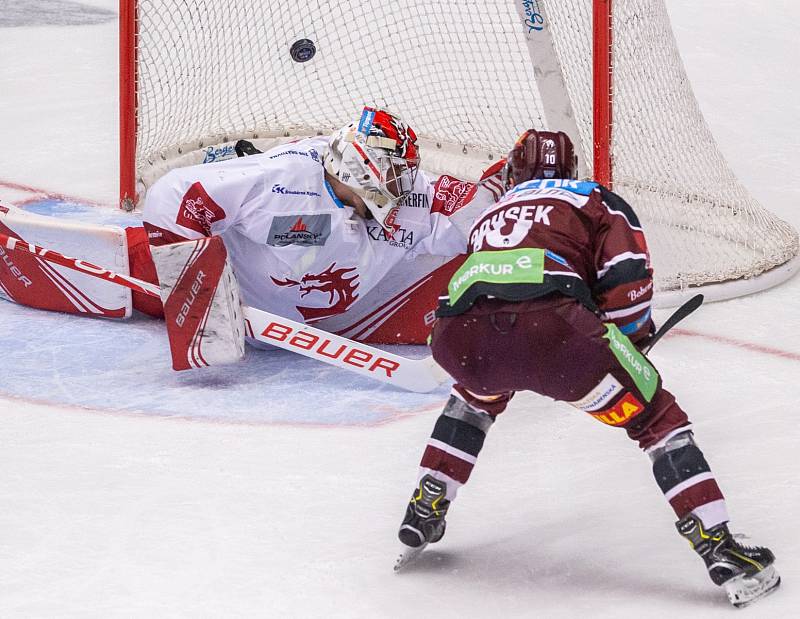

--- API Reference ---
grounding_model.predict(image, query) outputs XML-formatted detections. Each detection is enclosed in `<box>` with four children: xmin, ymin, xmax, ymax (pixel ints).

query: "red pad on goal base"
<box><xmin>151</xmin><ymin>236</ymin><xmax>245</xmax><ymax>371</ymax></box>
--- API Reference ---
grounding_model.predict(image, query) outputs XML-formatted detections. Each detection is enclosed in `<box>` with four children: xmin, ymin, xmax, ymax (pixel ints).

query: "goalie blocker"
<box><xmin>151</xmin><ymin>236</ymin><xmax>245</xmax><ymax>371</ymax></box>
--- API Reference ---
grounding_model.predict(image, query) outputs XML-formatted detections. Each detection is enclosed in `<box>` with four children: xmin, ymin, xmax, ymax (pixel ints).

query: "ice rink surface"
<box><xmin>1</xmin><ymin>1</ymin><xmax>798</xmax><ymax>616</ymax></box>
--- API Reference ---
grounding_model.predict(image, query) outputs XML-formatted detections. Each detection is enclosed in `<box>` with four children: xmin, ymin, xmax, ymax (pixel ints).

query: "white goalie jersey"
<box><xmin>142</xmin><ymin>137</ymin><xmax>499</xmax><ymax>344</ymax></box>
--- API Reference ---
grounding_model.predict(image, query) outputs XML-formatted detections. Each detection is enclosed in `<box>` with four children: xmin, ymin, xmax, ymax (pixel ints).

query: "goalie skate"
<box><xmin>723</xmin><ymin>564</ymin><xmax>780</xmax><ymax>608</ymax></box>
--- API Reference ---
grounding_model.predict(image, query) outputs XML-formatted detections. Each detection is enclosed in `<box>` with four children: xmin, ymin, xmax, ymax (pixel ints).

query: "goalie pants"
<box><xmin>421</xmin><ymin>294</ymin><xmax>729</xmax><ymax>528</ymax></box>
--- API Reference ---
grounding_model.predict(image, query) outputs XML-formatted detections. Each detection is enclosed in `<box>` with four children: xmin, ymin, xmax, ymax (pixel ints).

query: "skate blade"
<box><xmin>724</xmin><ymin>564</ymin><xmax>781</xmax><ymax>608</ymax></box>
<box><xmin>394</xmin><ymin>542</ymin><xmax>428</xmax><ymax>572</ymax></box>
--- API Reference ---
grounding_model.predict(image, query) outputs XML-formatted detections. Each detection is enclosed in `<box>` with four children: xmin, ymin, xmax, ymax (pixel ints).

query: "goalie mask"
<box><xmin>503</xmin><ymin>129</ymin><xmax>578</xmax><ymax>190</ymax></box>
<box><xmin>323</xmin><ymin>106</ymin><xmax>420</xmax><ymax>231</ymax></box>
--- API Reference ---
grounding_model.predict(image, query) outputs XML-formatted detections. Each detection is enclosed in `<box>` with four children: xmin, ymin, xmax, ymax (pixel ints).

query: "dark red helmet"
<box><xmin>503</xmin><ymin>129</ymin><xmax>578</xmax><ymax>189</ymax></box>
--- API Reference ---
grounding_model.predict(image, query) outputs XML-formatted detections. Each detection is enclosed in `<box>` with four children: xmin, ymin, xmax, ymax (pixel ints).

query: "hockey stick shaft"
<box><xmin>641</xmin><ymin>294</ymin><xmax>704</xmax><ymax>354</ymax></box>
<box><xmin>0</xmin><ymin>231</ymin><xmax>449</xmax><ymax>392</ymax></box>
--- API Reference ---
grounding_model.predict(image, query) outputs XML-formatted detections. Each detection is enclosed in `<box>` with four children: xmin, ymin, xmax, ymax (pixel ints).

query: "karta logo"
<box><xmin>367</xmin><ymin>224</ymin><xmax>414</xmax><ymax>249</ymax></box>
<box><xmin>271</xmin><ymin>262</ymin><xmax>360</xmax><ymax>321</ymax></box>
<box><xmin>176</xmin><ymin>182</ymin><xmax>226</xmax><ymax>236</ymax></box>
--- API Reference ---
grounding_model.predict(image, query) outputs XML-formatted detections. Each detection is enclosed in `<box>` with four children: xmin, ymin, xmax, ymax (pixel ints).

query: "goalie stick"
<box><xmin>0</xmin><ymin>231</ymin><xmax>449</xmax><ymax>393</ymax></box>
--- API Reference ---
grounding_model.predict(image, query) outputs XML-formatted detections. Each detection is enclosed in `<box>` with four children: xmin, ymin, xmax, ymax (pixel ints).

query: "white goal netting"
<box><xmin>130</xmin><ymin>0</ymin><xmax>799</xmax><ymax>304</ymax></box>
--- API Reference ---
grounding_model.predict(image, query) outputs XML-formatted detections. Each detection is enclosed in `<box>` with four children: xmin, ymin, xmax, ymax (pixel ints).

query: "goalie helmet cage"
<box><xmin>119</xmin><ymin>0</ymin><xmax>799</xmax><ymax>308</ymax></box>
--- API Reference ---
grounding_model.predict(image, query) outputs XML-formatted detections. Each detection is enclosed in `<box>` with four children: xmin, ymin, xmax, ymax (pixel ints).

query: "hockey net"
<box><xmin>120</xmin><ymin>0</ymin><xmax>799</xmax><ymax>306</ymax></box>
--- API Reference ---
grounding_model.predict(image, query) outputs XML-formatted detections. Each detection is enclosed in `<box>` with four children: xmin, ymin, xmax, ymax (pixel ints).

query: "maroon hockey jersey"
<box><xmin>437</xmin><ymin>179</ymin><xmax>654</xmax><ymax>344</ymax></box>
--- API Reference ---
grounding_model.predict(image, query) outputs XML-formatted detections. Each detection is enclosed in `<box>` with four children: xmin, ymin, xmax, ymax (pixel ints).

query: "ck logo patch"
<box><xmin>176</xmin><ymin>182</ymin><xmax>226</xmax><ymax>236</ymax></box>
<box><xmin>268</xmin><ymin>214</ymin><xmax>331</xmax><ymax>247</ymax></box>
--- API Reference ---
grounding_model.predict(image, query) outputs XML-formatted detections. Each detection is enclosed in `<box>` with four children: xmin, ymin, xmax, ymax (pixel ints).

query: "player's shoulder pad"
<box><xmin>597</xmin><ymin>184</ymin><xmax>642</xmax><ymax>228</ymax></box>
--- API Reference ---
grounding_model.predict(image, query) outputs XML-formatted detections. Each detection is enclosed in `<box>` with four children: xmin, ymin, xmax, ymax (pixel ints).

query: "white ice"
<box><xmin>0</xmin><ymin>1</ymin><xmax>798</xmax><ymax>617</ymax></box>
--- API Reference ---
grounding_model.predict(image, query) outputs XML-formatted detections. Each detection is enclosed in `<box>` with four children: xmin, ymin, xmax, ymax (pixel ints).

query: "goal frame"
<box><xmin>119</xmin><ymin>0</ymin><xmax>138</xmax><ymax>211</ymax></box>
<box><xmin>117</xmin><ymin>0</ymin><xmax>799</xmax><ymax>307</ymax></box>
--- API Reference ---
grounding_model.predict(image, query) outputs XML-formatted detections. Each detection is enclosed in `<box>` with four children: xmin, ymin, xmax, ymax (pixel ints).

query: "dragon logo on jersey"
<box><xmin>271</xmin><ymin>262</ymin><xmax>360</xmax><ymax>321</ymax></box>
<box><xmin>176</xmin><ymin>182</ymin><xmax>226</xmax><ymax>236</ymax></box>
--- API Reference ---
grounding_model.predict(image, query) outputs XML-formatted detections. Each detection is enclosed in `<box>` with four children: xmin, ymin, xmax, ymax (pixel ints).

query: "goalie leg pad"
<box><xmin>0</xmin><ymin>203</ymin><xmax>132</xmax><ymax>318</ymax></box>
<box><xmin>151</xmin><ymin>236</ymin><xmax>245</xmax><ymax>371</ymax></box>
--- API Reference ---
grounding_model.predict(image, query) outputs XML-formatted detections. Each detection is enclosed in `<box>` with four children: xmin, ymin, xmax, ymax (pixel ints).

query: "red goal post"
<box><xmin>119</xmin><ymin>0</ymin><xmax>798</xmax><ymax>307</ymax></box>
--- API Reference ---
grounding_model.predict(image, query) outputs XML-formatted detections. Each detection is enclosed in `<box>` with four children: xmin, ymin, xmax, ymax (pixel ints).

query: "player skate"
<box><xmin>676</xmin><ymin>513</ymin><xmax>780</xmax><ymax>607</ymax></box>
<box><xmin>395</xmin><ymin>475</ymin><xmax>450</xmax><ymax>571</ymax></box>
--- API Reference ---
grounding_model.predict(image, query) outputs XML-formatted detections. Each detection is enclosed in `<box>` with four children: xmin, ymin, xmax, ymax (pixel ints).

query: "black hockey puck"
<box><xmin>290</xmin><ymin>39</ymin><xmax>317</xmax><ymax>63</ymax></box>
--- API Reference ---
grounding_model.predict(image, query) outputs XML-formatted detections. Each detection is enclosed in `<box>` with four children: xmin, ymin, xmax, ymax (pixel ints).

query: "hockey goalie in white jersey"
<box><xmin>138</xmin><ymin>106</ymin><xmax>498</xmax><ymax>344</ymax></box>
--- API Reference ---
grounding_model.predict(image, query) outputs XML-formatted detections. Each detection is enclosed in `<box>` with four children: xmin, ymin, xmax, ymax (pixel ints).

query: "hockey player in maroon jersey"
<box><xmin>395</xmin><ymin>130</ymin><xmax>780</xmax><ymax>607</ymax></box>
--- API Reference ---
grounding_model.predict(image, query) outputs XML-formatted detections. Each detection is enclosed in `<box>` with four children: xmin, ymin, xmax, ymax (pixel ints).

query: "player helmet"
<box><xmin>503</xmin><ymin>129</ymin><xmax>578</xmax><ymax>189</ymax></box>
<box><xmin>323</xmin><ymin>106</ymin><xmax>420</xmax><ymax>231</ymax></box>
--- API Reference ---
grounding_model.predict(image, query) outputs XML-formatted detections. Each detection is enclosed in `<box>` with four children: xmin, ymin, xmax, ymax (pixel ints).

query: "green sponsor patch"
<box><xmin>603</xmin><ymin>323</ymin><xmax>658</xmax><ymax>401</ymax></box>
<box><xmin>447</xmin><ymin>249</ymin><xmax>545</xmax><ymax>306</ymax></box>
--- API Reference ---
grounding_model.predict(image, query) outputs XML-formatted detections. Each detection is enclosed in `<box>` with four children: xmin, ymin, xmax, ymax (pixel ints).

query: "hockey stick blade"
<box><xmin>641</xmin><ymin>293</ymin><xmax>704</xmax><ymax>354</ymax></box>
<box><xmin>0</xmin><ymin>232</ymin><xmax>450</xmax><ymax>393</ymax></box>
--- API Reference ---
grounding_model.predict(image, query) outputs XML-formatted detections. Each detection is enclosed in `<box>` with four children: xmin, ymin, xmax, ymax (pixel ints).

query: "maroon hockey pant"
<box><xmin>431</xmin><ymin>295</ymin><xmax>688</xmax><ymax>448</ymax></box>
<box><xmin>424</xmin><ymin>295</ymin><xmax>727</xmax><ymax>526</ymax></box>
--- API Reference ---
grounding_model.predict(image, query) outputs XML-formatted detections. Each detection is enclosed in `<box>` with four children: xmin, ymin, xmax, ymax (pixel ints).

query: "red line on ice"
<box><xmin>670</xmin><ymin>328</ymin><xmax>800</xmax><ymax>362</ymax></box>
<box><xmin>0</xmin><ymin>179</ymin><xmax>110</xmax><ymax>208</ymax></box>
